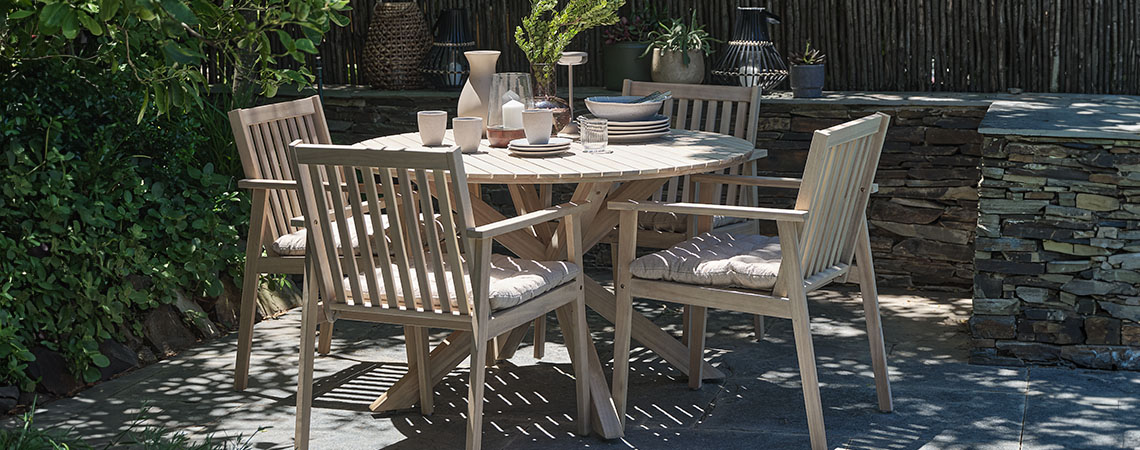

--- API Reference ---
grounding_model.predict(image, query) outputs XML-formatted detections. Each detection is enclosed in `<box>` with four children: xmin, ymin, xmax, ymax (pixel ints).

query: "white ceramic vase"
<box><xmin>457</xmin><ymin>50</ymin><xmax>501</xmax><ymax>135</ymax></box>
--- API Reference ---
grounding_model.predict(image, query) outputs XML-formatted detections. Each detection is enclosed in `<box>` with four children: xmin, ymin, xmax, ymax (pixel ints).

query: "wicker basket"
<box><xmin>363</xmin><ymin>2</ymin><xmax>431</xmax><ymax>90</ymax></box>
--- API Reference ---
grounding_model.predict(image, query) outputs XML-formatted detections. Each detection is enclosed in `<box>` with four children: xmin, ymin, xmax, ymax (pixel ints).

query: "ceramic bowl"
<box><xmin>584</xmin><ymin>96</ymin><xmax>665</xmax><ymax>122</ymax></box>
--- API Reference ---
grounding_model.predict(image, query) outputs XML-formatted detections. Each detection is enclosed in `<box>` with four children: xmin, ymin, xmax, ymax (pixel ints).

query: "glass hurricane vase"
<box><xmin>531</xmin><ymin>63</ymin><xmax>571</xmax><ymax>134</ymax></box>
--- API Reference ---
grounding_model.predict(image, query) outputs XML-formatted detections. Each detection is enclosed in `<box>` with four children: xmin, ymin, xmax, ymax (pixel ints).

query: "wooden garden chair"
<box><xmin>613</xmin><ymin>80</ymin><xmax>768</xmax><ymax>338</ymax></box>
<box><xmin>228</xmin><ymin>95</ymin><xmax>344</xmax><ymax>391</ymax></box>
<box><xmin>289</xmin><ymin>142</ymin><xmax>592</xmax><ymax>450</ymax></box>
<box><xmin>610</xmin><ymin>113</ymin><xmax>894</xmax><ymax>450</ymax></box>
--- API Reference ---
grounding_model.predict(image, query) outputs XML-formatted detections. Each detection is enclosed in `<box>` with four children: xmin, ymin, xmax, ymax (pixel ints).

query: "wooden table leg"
<box><xmin>555</xmin><ymin>298</ymin><xmax>624</xmax><ymax>438</ymax></box>
<box><xmin>370</xmin><ymin>331</ymin><xmax>472</xmax><ymax>412</ymax></box>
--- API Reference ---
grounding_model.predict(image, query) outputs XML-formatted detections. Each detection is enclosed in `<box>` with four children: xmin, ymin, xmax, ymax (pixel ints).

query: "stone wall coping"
<box><xmin>978</xmin><ymin>95</ymin><xmax>1140</xmax><ymax>140</ymax></box>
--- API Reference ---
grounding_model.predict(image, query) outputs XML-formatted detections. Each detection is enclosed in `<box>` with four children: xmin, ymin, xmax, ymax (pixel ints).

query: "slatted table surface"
<box><xmin>361</xmin><ymin>129</ymin><xmax>759</xmax><ymax>183</ymax></box>
<box><xmin>357</xmin><ymin>129</ymin><xmax>764</xmax><ymax>439</ymax></box>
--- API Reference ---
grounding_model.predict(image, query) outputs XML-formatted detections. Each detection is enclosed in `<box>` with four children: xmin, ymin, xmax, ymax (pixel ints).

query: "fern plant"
<box><xmin>515</xmin><ymin>0</ymin><xmax>624</xmax><ymax>86</ymax></box>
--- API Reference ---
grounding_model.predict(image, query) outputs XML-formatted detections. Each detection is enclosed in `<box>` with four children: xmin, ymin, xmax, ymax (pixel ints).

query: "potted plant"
<box><xmin>789</xmin><ymin>42</ymin><xmax>827</xmax><ymax>98</ymax></box>
<box><xmin>642</xmin><ymin>11</ymin><xmax>718</xmax><ymax>84</ymax></box>
<box><xmin>516</xmin><ymin>0</ymin><xmax>623</xmax><ymax>133</ymax></box>
<box><xmin>601</xmin><ymin>5</ymin><xmax>661</xmax><ymax>91</ymax></box>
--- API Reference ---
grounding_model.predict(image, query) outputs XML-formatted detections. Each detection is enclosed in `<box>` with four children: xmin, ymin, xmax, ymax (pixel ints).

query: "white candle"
<box><xmin>502</xmin><ymin>99</ymin><xmax>524</xmax><ymax>129</ymax></box>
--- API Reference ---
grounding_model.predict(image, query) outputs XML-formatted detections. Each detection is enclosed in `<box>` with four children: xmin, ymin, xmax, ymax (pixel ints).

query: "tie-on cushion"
<box><xmin>347</xmin><ymin>254</ymin><xmax>579</xmax><ymax>311</ymax></box>
<box><xmin>630</xmin><ymin>232</ymin><xmax>782</xmax><ymax>290</ymax></box>
<box><xmin>271</xmin><ymin>214</ymin><xmax>381</xmax><ymax>256</ymax></box>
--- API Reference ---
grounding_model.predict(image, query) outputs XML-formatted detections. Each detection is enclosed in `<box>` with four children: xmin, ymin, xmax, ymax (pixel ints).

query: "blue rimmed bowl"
<box><xmin>584</xmin><ymin>96</ymin><xmax>666</xmax><ymax>122</ymax></box>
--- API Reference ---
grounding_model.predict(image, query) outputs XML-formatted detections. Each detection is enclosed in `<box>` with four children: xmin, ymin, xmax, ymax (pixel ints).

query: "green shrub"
<box><xmin>0</xmin><ymin>59</ymin><xmax>248</xmax><ymax>390</ymax></box>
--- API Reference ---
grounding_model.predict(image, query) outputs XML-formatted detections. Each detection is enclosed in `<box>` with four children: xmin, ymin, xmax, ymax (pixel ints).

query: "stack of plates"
<box><xmin>507</xmin><ymin>137</ymin><xmax>572</xmax><ymax>157</ymax></box>
<box><xmin>588</xmin><ymin>114</ymin><xmax>671</xmax><ymax>142</ymax></box>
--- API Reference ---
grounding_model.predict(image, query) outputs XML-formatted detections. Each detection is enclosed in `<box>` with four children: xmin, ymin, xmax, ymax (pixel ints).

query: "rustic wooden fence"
<box><xmin>204</xmin><ymin>0</ymin><xmax>1140</xmax><ymax>95</ymax></box>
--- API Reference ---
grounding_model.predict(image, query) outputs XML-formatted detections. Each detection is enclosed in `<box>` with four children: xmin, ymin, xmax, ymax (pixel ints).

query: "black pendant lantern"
<box><xmin>422</xmin><ymin>8</ymin><xmax>475</xmax><ymax>90</ymax></box>
<box><xmin>711</xmin><ymin>7</ymin><xmax>788</xmax><ymax>90</ymax></box>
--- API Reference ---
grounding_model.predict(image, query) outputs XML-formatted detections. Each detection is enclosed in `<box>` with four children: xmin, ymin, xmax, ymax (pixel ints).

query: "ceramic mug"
<box><xmin>452</xmin><ymin>117</ymin><xmax>483</xmax><ymax>153</ymax></box>
<box><xmin>521</xmin><ymin>109</ymin><xmax>553</xmax><ymax>145</ymax></box>
<box><xmin>417</xmin><ymin>111</ymin><xmax>447</xmax><ymax>146</ymax></box>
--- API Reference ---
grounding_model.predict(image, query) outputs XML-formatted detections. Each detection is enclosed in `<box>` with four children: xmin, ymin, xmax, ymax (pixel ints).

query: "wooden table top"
<box><xmin>359</xmin><ymin>129</ymin><xmax>762</xmax><ymax>184</ymax></box>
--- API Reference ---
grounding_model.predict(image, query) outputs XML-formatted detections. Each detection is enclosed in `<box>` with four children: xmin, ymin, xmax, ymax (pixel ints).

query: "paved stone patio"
<box><xmin>17</xmin><ymin>281</ymin><xmax>1140</xmax><ymax>449</ymax></box>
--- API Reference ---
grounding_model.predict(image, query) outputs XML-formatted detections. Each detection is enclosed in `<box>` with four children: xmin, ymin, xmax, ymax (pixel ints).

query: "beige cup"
<box><xmin>417</xmin><ymin>111</ymin><xmax>447</xmax><ymax>146</ymax></box>
<box><xmin>452</xmin><ymin>117</ymin><xmax>483</xmax><ymax>153</ymax></box>
<box><xmin>522</xmin><ymin>109</ymin><xmax>553</xmax><ymax>145</ymax></box>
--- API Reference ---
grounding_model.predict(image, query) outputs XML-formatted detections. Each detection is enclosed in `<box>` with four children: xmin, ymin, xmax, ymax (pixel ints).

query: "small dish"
<box><xmin>584</xmin><ymin>97</ymin><xmax>666</xmax><ymax>122</ymax></box>
<box><xmin>509</xmin><ymin>137</ymin><xmax>573</xmax><ymax>149</ymax></box>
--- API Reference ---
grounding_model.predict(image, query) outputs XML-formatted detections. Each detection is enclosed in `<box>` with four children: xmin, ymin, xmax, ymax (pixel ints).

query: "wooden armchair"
<box><xmin>615</xmin><ymin>80</ymin><xmax>768</xmax><ymax>337</ymax></box>
<box><xmin>228</xmin><ymin>95</ymin><xmax>344</xmax><ymax>390</ymax></box>
<box><xmin>610</xmin><ymin>113</ymin><xmax>894</xmax><ymax>450</ymax></box>
<box><xmin>289</xmin><ymin>142</ymin><xmax>592</xmax><ymax>450</ymax></box>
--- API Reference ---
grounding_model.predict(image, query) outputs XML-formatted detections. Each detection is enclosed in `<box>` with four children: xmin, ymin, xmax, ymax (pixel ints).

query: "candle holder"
<box><xmin>487</xmin><ymin>73</ymin><xmax>534</xmax><ymax>148</ymax></box>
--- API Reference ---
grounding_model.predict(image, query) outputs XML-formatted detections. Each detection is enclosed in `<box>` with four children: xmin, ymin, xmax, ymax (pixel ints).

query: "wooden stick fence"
<box><xmin>203</xmin><ymin>0</ymin><xmax>1140</xmax><ymax>95</ymax></box>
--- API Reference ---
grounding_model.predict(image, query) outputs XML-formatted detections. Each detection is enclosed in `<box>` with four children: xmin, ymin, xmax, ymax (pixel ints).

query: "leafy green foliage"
<box><xmin>0</xmin><ymin>0</ymin><xmax>350</xmax><ymax>116</ymax></box>
<box><xmin>641</xmin><ymin>10</ymin><xmax>719</xmax><ymax>65</ymax></box>
<box><xmin>0</xmin><ymin>60</ymin><xmax>248</xmax><ymax>390</ymax></box>
<box><xmin>515</xmin><ymin>0</ymin><xmax>623</xmax><ymax>84</ymax></box>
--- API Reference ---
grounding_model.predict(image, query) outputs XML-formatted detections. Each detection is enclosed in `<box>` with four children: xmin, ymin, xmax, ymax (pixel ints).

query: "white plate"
<box><xmin>585</xmin><ymin>114</ymin><xmax>669</xmax><ymax>127</ymax></box>
<box><xmin>509</xmin><ymin>137</ymin><xmax>573</xmax><ymax>149</ymax></box>
<box><xmin>607</xmin><ymin>130</ymin><xmax>671</xmax><ymax>143</ymax></box>
<box><xmin>510</xmin><ymin>149</ymin><xmax>571</xmax><ymax>157</ymax></box>
<box><xmin>608</xmin><ymin>125</ymin><xmax>670</xmax><ymax>135</ymax></box>
<box><xmin>509</xmin><ymin>144</ymin><xmax>571</xmax><ymax>153</ymax></box>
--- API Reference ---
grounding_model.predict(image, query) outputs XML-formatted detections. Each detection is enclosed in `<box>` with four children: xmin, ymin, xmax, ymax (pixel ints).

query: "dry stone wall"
<box><xmin>972</xmin><ymin>135</ymin><xmax>1140</xmax><ymax>369</ymax></box>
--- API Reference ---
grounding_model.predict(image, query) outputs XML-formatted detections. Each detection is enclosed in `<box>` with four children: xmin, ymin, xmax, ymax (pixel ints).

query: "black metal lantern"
<box><xmin>422</xmin><ymin>8</ymin><xmax>475</xmax><ymax>90</ymax></box>
<box><xmin>711</xmin><ymin>7</ymin><xmax>788</xmax><ymax>90</ymax></box>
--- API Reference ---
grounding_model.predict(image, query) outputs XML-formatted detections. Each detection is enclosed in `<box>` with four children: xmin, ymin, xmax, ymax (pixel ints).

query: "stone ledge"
<box><xmin>979</xmin><ymin>94</ymin><xmax>1140</xmax><ymax>140</ymax></box>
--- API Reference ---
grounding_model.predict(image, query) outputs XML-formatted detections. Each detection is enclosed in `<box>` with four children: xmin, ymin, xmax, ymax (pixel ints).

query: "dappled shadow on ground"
<box><xmin>18</xmin><ymin>286</ymin><xmax>1140</xmax><ymax>449</ymax></box>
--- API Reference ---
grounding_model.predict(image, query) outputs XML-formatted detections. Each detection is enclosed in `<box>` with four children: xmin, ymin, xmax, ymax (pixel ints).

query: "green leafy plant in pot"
<box><xmin>789</xmin><ymin>42</ymin><xmax>827</xmax><ymax>98</ymax></box>
<box><xmin>601</xmin><ymin>4</ymin><xmax>662</xmax><ymax>91</ymax></box>
<box><xmin>642</xmin><ymin>11</ymin><xmax>718</xmax><ymax>84</ymax></box>
<box><xmin>516</xmin><ymin>0</ymin><xmax>623</xmax><ymax>133</ymax></box>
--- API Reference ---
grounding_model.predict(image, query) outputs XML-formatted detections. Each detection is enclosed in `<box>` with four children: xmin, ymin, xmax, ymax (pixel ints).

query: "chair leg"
<box><xmin>612</xmin><ymin>277</ymin><xmax>633</xmax><ymax>429</ymax></box>
<box><xmin>294</xmin><ymin>278</ymin><xmax>320</xmax><ymax>450</ymax></box>
<box><xmin>753</xmin><ymin>314</ymin><xmax>766</xmax><ymax>339</ymax></box>
<box><xmin>687</xmin><ymin>306</ymin><xmax>707</xmax><ymax>390</ymax></box>
<box><xmin>567</xmin><ymin>297</ymin><xmax>591</xmax><ymax>436</ymax></box>
<box><xmin>532</xmin><ymin>315</ymin><xmax>546</xmax><ymax>359</ymax></box>
<box><xmin>790</xmin><ymin>291</ymin><xmax>827</xmax><ymax>450</ymax></box>
<box><xmin>856</xmin><ymin>220</ymin><xmax>893</xmax><ymax>412</ymax></box>
<box><xmin>681</xmin><ymin>305</ymin><xmax>691</xmax><ymax>342</ymax></box>
<box><xmin>234</xmin><ymin>268</ymin><xmax>260</xmax><ymax>391</ymax></box>
<box><xmin>316</xmin><ymin>272</ymin><xmax>333</xmax><ymax>355</ymax></box>
<box><xmin>406</xmin><ymin>326</ymin><xmax>433</xmax><ymax>415</ymax></box>
<box><xmin>466</xmin><ymin>337</ymin><xmax>489</xmax><ymax>450</ymax></box>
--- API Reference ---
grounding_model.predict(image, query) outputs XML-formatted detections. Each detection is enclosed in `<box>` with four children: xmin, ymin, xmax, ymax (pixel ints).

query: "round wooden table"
<box><xmin>361</xmin><ymin>129</ymin><xmax>763</xmax><ymax>438</ymax></box>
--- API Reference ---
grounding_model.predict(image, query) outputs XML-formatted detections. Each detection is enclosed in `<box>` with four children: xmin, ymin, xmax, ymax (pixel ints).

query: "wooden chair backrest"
<box><xmin>789</xmin><ymin>113</ymin><xmax>889</xmax><ymax>282</ymax></box>
<box><xmin>229</xmin><ymin>95</ymin><xmax>333</xmax><ymax>245</ymax></box>
<box><xmin>623</xmin><ymin>80</ymin><xmax>761</xmax><ymax>205</ymax></box>
<box><xmin>291</xmin><ymin>142</ymin><xmax>477</xmax><ymax>318</ymax></box>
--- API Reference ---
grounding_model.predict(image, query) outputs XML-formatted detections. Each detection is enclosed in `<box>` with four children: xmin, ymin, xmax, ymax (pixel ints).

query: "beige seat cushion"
<box><xmin>630</xmin><ymin>232</ymin><xmax>782</xmax><ymax>290</ymax></box>
<box><xmin>638</xmin><ymin>212</ymin><xmax>745</xmax><ymax>233</ymax></box>
<box><xmin>272</xmin><ymin>214</ymin><xmax>381</xmax><ymax>256</ymax></box>
<box><xmin>348</xmin><ymin>254</ymin><xmax>579</xmax><ymax>311</ymax></box>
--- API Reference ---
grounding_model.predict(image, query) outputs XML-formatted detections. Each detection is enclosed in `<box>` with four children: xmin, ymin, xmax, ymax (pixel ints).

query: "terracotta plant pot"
<box><xmin>651</xmin><ymin>49</ymin><xmax>705</xmax><ymax>84</ymax></box>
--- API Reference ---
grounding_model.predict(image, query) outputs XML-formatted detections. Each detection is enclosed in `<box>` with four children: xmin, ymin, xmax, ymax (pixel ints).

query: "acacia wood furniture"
<box><xmin>361</xmin><ymin>128</ymin><xmax>762</xmax><ymax>439</ymax></box>
<box><xmin>610</xmin><ymin>113</ymin><xmax>894</xmax><ymax>450</ymax></box>
<box><xmin>228</xmin><ymin>96</ymin><xmax>340</xmax><ymax>391</ymax></box>
<box><xmin>289</xmin><ymin>142</ymin><xmax>592</xmax><ymax>450</ymax></box>
<box><xmin>618</xmin><ymin>80</ymin><xmax>768</xmax><ymax>338</ymax></box>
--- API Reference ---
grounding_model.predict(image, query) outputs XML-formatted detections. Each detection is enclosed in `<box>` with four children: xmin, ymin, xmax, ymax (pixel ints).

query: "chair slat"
<box><xmin>307</xmin><ymin>164</ymin><xmax>348</xmax><ymax>305</ymax></box>
<box><xmin>345</xmin><ymin>166</ymin><xmax>381</xmax><ymax>308</ymax></box>
<box><xmin>417</xmin><ymin>169</ymin><xmax>451</xmax><ymax>313</ymax></box>
<box><xmin>434</xmin><ymin>169</ymin><xmax>469</xmax><ymax>315</ymax></box>
<box><xmin>325</xmin><ymin>165</ymin><xmax>365</xmax><ymax>305</ymax></box>
<box><xmin>380</xmin><ymin>168</ymin><xmax>417</xmax><ymax>310</ymax></box>
<box><xmin>397</xmin><ymin>170</ymin><xmax>434</xmax><ymax>311</ymax></box>
<box><xmin>733</xmin><ymin>101</ymin><xmax>748</xmax><ymax>139</ymax></box>
<box><xmin>251</xmin><ymin>124</ymin><xmax>287</xmax><ymax>240</ymax></box>
<box><xmin>688</xmin><ymin>100</ymin><xmax>704</xmax><ymax>130</ymax></box>
<box><xmin>362</xmin><ymin>168</ymin><xmax>400</xmax><ymax>309</ymax></box>
<box><xmin>719</xmin><ymin>101</ymin><xmax>734</xmax><ymax>136</ymax></box>
<box><xmin>704</xmin><ymin>100</ymin><xmax>719</xmax><ymax>131</ymax></box>
<box><xmin>675</xmin><ymin>99</ymin><xmax>689</xmax><ymax>129</ymax></box>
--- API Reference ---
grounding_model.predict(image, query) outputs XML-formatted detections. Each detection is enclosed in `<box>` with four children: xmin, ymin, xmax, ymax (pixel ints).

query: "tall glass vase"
<box><xmin>531</xmin><ymin>63</ymin><xmax>571</xmax><ymax>134</ymax></box>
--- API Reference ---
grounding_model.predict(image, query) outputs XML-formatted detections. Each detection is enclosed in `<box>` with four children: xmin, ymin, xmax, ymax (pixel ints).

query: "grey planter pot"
<box><xmin>603</xmin><ymin>42</ymin><xmax>652</xmax><ymax>91</ymax></box>
<box><xmin>789</xmin><ymin>64</ymin><xmax>825</xmax><ymax>98</ymax></box>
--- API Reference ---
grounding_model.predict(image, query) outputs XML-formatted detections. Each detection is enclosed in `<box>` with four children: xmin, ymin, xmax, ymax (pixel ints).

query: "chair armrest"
<box><xmin>608</xmin><ymin>200</ymin><xmax>808</xmax><ymax>223</ymax></box>
<box><xmin>690</xmin><ymin>174</ymin><xmax>803</xmax><ymax>189</ymax></box>
<box><xmin>238</xmin><ymin>179</ymin><xmax>296</xmax><ymax>190</ymax></box>
<box><xmin>466</xmin><ymin>202</ymin><xmax>590</xmax><ymax>239</ymax></box>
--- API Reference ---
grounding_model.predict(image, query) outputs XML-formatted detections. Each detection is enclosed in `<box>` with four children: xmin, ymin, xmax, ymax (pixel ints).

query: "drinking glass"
<box><xmin>579</xmin><ymin>116</ymin><xmax>610</xmax><ymax>154</ymax></box>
